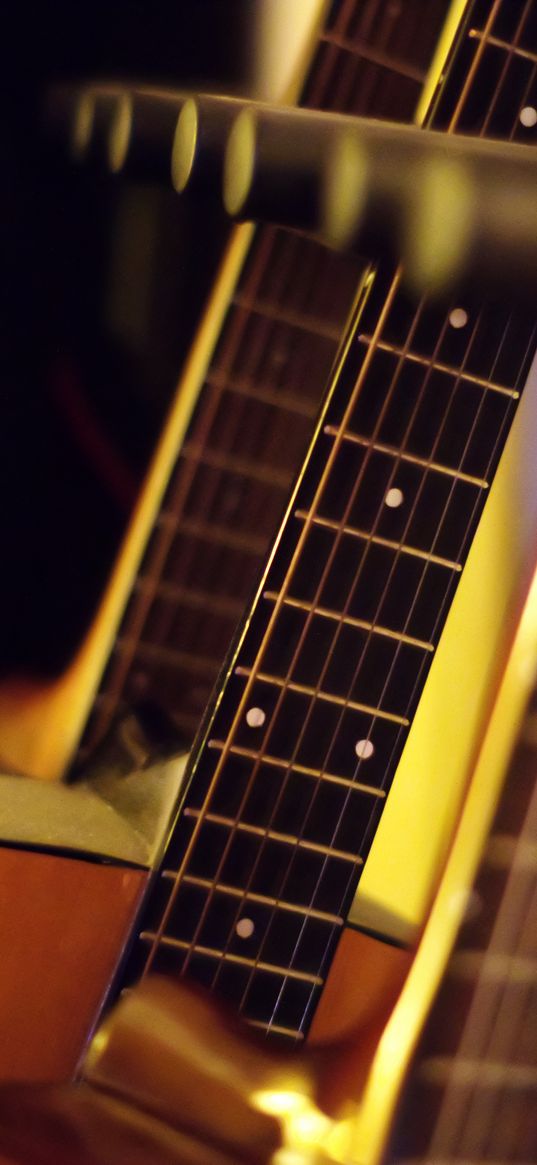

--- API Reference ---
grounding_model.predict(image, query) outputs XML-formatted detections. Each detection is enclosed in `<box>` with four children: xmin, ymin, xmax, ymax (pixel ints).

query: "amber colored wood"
<box><xmin>308</xmin><ymin>926</ymin><xmax>413</xmax><ymax>1111</ymax></box>
<box><xmin>0</xmin><ymin>848</ymin><xmax>147</xmax><ymax>1084</ymax></box>
<box><xmin>309</xmin><ymin>927</ymin><xmax>412</xmax><ymax>1043</ymax></box>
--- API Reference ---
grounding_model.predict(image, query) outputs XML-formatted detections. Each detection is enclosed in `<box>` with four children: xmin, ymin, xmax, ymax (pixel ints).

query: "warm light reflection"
<box><xmin>252</xmin><ymin>1087</ymin><xmax>356</xmax><ymax>1164</ymax></box>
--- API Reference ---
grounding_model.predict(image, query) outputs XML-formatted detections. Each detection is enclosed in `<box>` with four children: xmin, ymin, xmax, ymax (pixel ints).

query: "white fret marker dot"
<box><xmin>246</xmin><ymin>706</ymin><xmax>266</xmax><ymax>728</ymax></box>
<box><xmin>355</xmin><ymin>739</ymin><xmax>374</xmax><ymax>760</ymax></box>
<box><xmin>385</xmin><ymin>487</ymin><xmax>404</xmax><ymax>508</ymax></box>
<box><xmin>236</xmin><ymin>917</ymin><xmax>255</xmax><ymax>939</ymax></box>
<box><xmin>449</xmin><ymin>307</ymin><xmax>468</xmax><ymax>329</ymax></box>
<box><xmin>519</xmin><ymin>106</ymin><xmax>537</xmax><ymax>128</ymax></box>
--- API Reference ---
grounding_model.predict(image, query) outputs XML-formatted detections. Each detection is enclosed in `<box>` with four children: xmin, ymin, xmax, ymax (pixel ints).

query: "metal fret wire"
<box><xmin>86</xmin><ymin>223</ymin><xmax>285</xmax><ymax>740</ymax></box>
<box><xmin>430</xmin><ymin>3</ymin><xmax>537</xmax><ymax>1149</ymax></box>
<box><xmin>166</xmin><ymin>0</ymin><xmax>523</xmax><ymax>1018</ymax></box>
<box><xmin>140</xmin><ymin>0</ymin><xmax>533</xmax><ymax>1034</ymax></box>
<box><xmin>138</xmin><ymin>9</ymin><xmax>447</xmax><ymax>983</ymax></box>
<box><xmin>232</xmin><ymin>11</ymin><xmax>524</xmax><ymax>1020</ymax></box>
<box><xmin>391</xmin><ymin>4</ymin><xmax>537</xmax><ymax>1157</ymax></box>
<box><xmin>236</xmin><ymin>2</ymin><xmax>535</xmax><ymax>1029</ymax></box>
<box><xmin>114</xmin><ymin>0</ymin><xmax>526</xmax><ymax>740</ymax></box>
<box><xmin>140</xmin><ymin>0</ymin><xmax>435</xmax><ymax>988</ymax></box>
<box><xmin>84</xmin><ymin>0</ymin><xmax>440</xmax><ymax>747</ymax></box>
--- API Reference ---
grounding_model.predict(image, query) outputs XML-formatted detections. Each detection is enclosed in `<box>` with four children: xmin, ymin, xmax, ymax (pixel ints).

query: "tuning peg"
<box><xmin>172</xmin><ymin>93</ymin><xmax>248</xmax><ymax>196</ymax></box>
<box><xmin>222</xmin><ymin>100</ymin><xmax>537</xmax><ymax>297</ymax></box>
<box><xmin>223</xmin><ymin>103</ymin><xmax>343</xmax><ymax>234</ymax></box>
<box><xmin>71</xmin><ymin>84</ymin><xmax>126</xmax><ymax>167</ymax></box>
<box><xmin>324</xmin><ymin>123</ymin><xmax>537</xmax><ymax>296</ymax></box>
<box><xmin>107</xmin><ymin>88</ymin><xmax>188</xmax><ymax>181</ymax></box>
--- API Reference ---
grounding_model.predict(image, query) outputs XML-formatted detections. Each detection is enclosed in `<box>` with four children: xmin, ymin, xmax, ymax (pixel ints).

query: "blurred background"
<box><xmin>2</xmin><ymin>0</ymin><xmax>264</xmax><ymax>679</ymax></box>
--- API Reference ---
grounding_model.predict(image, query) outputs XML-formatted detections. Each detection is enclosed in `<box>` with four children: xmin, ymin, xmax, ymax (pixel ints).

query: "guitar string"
<box><xmin>166</xmin><ymin>0</ymin><xmax>535</xmax><ymax>736</ymax></box>
<box><xmin>237</xmin><ymin>0</ymin><xmax>535</xmax><ymax>1029</ymax></box>
<box><xmin>142</xmin><ymin>0</ymin><xmax>505</xmax><ymax>1006</ymax></box>
<box><xmin>383</xmin><ymin>7</ymin><xmax>537</xmax><ymax>1151</ymax></box>
<box><xmin>268</xmin><ymin>0</ymin><xmax>537</xmax><ymax>1034</ymax></box>
<box><xmin>190</xmin><ymin>0</ymin><xmax>525</xmax><ymax>1018</ymax></box>
<box><xmin>137</xmin><ymin>0</ymin><xmax>391</xmax><ymax>669</ymax></box>
<box><xmin>84</xmin><ymin>222</ymin><xmax>282</xmax><ymax>746</ymax></box>
<box><xmin>136</xmin><ymin>79</ymin><xmax>368</xmax><ymax>699</ymax></box>
<box><xmin>143</xmin><ymin>0</ymin><xmax>535</xmax><ymax>1029</ymax></box>
<box><xmin>148</xmin><ymin>0</ymin><xmax>437</xmax><ymax>983</ymax></box>
<box><xmin>133</xmin><ymin>25</ymin><xmax>391</xmax><ymax>726</ymax></box>
<box><xmin>94</xmin><ymin>8</ymin><xmax>439</xmax><ymax>742</ymax></box>
<box><xmin>249</xmin><ymin>0</ymin><xmax>535</xmax><ymax>1039</ymax></box>
<box><xmin>428</xmin><ymin>3</ymin><xmax>537</xmax><ymax>1147</ymax></box>
<box><xmin>141</xmin><ymin>0</ymin><xmax>503</xmax><ymax>992</ymax></box>
<box><xmin>139</xmin><ymin>0</ymin><xmax>421</xmax><ymax>972</ymax></box>
<box><xmin>96</xmin><ymin>0</ymin><xmax>442</xmax><ymax>736</ymax></box>
<box><xmin>84</xmin><ymin>0</ymin><xmax>392</xmax><ymax>747</ymax></box>
<box><xmin>227</xmin><ymin>19</ymin><xmax>534</xmax><ymax>1033</ymax></box>
<box><xmin>131</xmin><ymin>0</ymin><xmax>465</xmax><ymax>717</ymax></box>
<box><xmin>110</xmin><ymin>0</ymin><xmax>451</xmax><ymax>731</ymax></box>
<box><xmin>172</xmin><ymin>45</ymin><xmax>531</xmax><ymax>1034</ymax></box>
<box><xmin>140</xmin><ymin>228</ymin><xmax>297</xmax><ymax>651</ymax></box>
<box><xmin>322</xmin><ymin>0</ymin><xmax>408</xmax><ymax>113</ymax></box>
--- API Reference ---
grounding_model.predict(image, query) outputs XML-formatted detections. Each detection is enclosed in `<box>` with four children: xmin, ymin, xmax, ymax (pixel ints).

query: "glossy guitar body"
<box><xmin>0</xmin><ymin>843</ymin><xmax>409</xmax><ymax>1083</ymax></box>
<box><xmin>0</xmin><ymin>850</ymin><xmax>146</xmax><ymax>1082</ymax></box>
<box><xmin>0</xmin><ymin>0</ymin><xmax>535</xmax><ymax>1107</ymax></box>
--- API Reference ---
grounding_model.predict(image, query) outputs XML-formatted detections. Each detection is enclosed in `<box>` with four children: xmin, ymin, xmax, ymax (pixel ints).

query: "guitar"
<box><xmin>0</xmin><ymin>0</ymin><xmax>451</xmax><ymax>780</ymax></box>
<box><xmin>0</xmin><ymin>557</ymin><xmax>534</xmax><ymax>1163</ymax></box>
<box><xmin>0</xmin><ymin>0</ymin><xmax>535</xmax><ymax>1088</ymax></box>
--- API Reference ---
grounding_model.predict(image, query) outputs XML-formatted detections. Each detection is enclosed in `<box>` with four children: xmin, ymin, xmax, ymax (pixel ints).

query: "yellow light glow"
<box><xmin>253</xmin><ymin>1088</ymin><xmax>355</xmax><ymax>1164</ymax></box>
<box><xmin>254</xmin><ymin>1088</ymin><xmax>311</xmax><ymax>1116</ymax></box>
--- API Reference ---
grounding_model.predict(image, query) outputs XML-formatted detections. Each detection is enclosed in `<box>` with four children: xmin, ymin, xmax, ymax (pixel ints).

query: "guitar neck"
<box><xmin>81</xmin><ymin>0</ymin><xmax>452</xmax><ymax>758</ymax></box>
<box><xmin>116</xmin><ymin>1</ymin><xmax>537</xmax><ymax>1039</ymax></box>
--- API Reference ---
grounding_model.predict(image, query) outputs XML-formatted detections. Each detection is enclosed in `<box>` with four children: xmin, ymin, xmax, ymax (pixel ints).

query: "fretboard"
<box><xmin>80</xmin><ymin>0</ymin><xmax>450</xmax><ymax>754</ymax></box>
<box><xmin>119</xmin><ymin>0</ymin><xmax>537</xmax><ymax>1041</ymax></box>
<box><xmin>389</xmin><ymin>666</ymin><xmax>537</xmax><ymax>1162</ymax></box>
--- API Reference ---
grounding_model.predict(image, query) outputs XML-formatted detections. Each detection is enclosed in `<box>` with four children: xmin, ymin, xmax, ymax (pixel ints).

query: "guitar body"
<box><xmin>0</xmin><ymin>850</ymin><xmax>146</xmax><ymax>1082</ymax></box>
<box><xmin>0</xmin><ymin>842</ymin><xmax>409</xmax><ymax>1083</ymax></box>
<box><xmin>0</xmin><ymin>0</ymin><xmax>535</xmax><ymax>1109</ymax></box>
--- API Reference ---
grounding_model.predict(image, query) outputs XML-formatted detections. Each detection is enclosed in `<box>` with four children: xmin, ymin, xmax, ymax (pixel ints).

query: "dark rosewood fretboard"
<box><xmin>118</xmin><ymin>0</ymin><xmax>537</xmax><ymax>1042</ymax></box>
<box><xmin>80</xmin><ymin>0</ymin><xmax>450</xmax><ymax>753</ymax></box>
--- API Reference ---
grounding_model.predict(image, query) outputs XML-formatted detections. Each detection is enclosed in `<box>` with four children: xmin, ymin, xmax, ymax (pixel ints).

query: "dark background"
<box><xmin>2</xmin><ymin>1</ymin><xmax>252</xmax><ymax>676</ymax></box>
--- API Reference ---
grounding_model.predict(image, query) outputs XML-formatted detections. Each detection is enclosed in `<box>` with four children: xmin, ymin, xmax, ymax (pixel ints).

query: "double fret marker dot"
<box><xmin>355</xmin><ymin>739</ymin><xmax>374</xmax><ymax>760</ymax></box>
<box><xmin>236</xmin><ymin>917</ymin><xmax>255</xmax><ymax>939</ymax></box>
<box><xmin>519</xmin><ymin>106</ymin><xmax>537</xmax><ymax>128</ymax></box>
<box><xmin>385</xmin><ymin>487</ymin><xmax>404</xmax><ymax>509</ymax></box>
<box><xmin>246</xmin><ymin>706</ymin><xmax>266</xmax><ymax>728</ymax></box>
<box><xmin>449</xmin><ymin>307</ymin><xmax>468</xmax><ymax>329</ymax></box>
